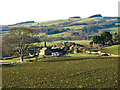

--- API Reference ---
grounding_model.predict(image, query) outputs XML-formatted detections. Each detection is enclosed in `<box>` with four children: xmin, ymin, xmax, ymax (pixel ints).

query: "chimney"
<box><xmin>44</xmin><ymin>42</ymin><xmax>47</xmax><ymax>47</ymax></box>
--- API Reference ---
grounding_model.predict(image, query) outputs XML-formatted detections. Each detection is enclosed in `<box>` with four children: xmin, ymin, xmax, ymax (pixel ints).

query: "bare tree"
<box><xmin>3</xmin><ymin>27</ymin><xmax>38</xmax><ymax>62</ymax></box>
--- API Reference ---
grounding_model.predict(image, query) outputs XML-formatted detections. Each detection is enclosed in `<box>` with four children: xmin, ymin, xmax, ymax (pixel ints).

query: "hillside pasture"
<box><xmin>57</xmin><ymin>40</ymin><xmax>91</xmax><ymax>44</ymax></box>
<box><xmin>101</xmin><ymin>27</ymin><xmax>118</xmax><ymax>34</ymax></box>
<box><xmin>74</xmin><ymin>17</ymin><xmax>102</xmax><ymax>23</ymax></box>
<box><xmin>47</xmin><ymin>32</ymin><xmax>71</xmax><ymax>37</ymax></box>
<box><xmin>64</xmin><ymin>25</ymin><xmax>85</xmax><ymax>30</ymax></box>
<box><xmin>102</xmin><ymin>45</ymin><xmax>120</xmax><ymax>55</ymax></box>
<box><xmin>10</xmin><ymin>19</ymin><xmax>70</xmax><ymax>27</ymax></box>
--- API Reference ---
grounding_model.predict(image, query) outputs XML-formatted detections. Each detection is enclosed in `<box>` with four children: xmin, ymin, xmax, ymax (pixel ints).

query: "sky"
<box><xmin>0</xmin><ymin>0</ymin><xmax>120</xmax><ymax>25</ymax></box>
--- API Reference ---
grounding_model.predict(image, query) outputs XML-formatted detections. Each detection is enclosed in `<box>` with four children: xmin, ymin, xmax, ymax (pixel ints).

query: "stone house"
<box><xmin>39</xmin><ymin>42</ymin><xmax>65</xmax><ymax>56</ymax></box>
<box><xmin>39</xmin><ymin>47</ymin><xmax>52</xmax><ymax>55</ymax></box>
<box><xmin>74</xmin><ymin>49</ymin><xmax>78</xmax><ymax>53</ymax></box>
<box><xmin>70</xmin><ymin>45</ymin><xmax>74</xmax><ymax>51</ymax></box>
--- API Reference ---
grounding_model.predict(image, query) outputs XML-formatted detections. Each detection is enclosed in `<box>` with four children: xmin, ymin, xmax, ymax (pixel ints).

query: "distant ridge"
<box><xmin>16</xmin><ymin>21</ymin><xmax>35</xmax><ymax>24</ymax></box>
<box><xmin>69</xmin><ymin>16</ymin><xmax>81</xmax><ymax>18</ymax></box>
<box><xmin>103</xmin><ymin>17</ymin><xmax>118</xmax><ymax>19</ymax></box>
<box><xmin>88</xmin><ymin>14</ymin><xmax>102</xmax><ymax>18</ymax></box>
<box><xmin>8</xmin><ymin>21</ymin><xmax>35</xmax><ymax>26</ymax></box>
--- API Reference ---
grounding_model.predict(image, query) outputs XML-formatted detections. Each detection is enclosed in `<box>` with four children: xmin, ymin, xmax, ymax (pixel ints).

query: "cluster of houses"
<box><xmin>28</xmin><ymin>41</ymin><xmax>115</xmax><ymax>57</ymax></box>
<box><xmin>28</xmin><ymin>41</ymin><xmax>84</xmax><ymax>57</ymax></box>
<box><xmin>39</xmin><ymin>42</ymin><xmax>84</xmax><ymax>56</ymax></box>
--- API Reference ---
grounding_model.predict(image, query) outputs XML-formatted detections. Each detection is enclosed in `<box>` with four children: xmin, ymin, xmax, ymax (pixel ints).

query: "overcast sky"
<box><xmin>0</xmin><ymin>0</ymin><xmax>119</xmax><ymax>25</ymax></box>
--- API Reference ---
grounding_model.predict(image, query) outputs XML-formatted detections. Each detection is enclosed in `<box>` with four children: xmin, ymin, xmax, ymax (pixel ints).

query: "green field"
<box><xmin>33</xmin><ymin>40</ymin><xmax>91</xmax><ymax>47</ymax></box>
<box><xmin>53</xmin><ymin>40</ymin><xmax>91</xmax><ymax>44</ymax></box>
<box><xmin>33</xmin><ymin>42</ymin><xmax>54</xmax><ymax>46</ymax></box>
<box><xmin>101</xmin><ymin>27</ymin><xmax>118</xmax><ymax>34</ymax></box>
<box><xmin>102</xmin><ymin>45</ymin><xmax>120</xmax><ymax>55</ymax></box>
<box><xmin>2</xmin><ymin>57</ymin><xmax>118</xmax><ymax>88</ymax></box>
<box><xmin>67</xmin><ymin>53</ymin><xmax>100</xmax><ymax>57</ymax></box>
<box><xmin>10</xmin><ymin>19</ymin><xmax>71</xmax><ymax>27</ymax></box>
<box><xmin>36</xmin><ymin>19</ymin><xmax>69</xmax><ymax>26</ymax></box>
<box><xmin>47</xmin><ymin>32</ymin><xmax>71</xmax><ymax>37</ymax></box>
<box><xmin>64</xmin><ymin>25</ymin><xmax>85</xmax><ymax>30</ymax></box>
<box><xmin>73</xmin><ymin>17</ymin><xmax>102</xmax><ymax>23</ymax></box>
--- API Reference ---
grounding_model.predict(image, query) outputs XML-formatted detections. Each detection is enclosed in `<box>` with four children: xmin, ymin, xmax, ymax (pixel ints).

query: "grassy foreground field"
<box><xmin>2</xmin><ymin>57</ymin><xmax>119</xmax><ymax>88</ymax></box>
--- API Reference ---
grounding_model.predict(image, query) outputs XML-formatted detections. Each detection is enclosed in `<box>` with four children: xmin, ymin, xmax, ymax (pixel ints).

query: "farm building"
<box><xmin>39</xmin><ymin>47</ymin><xmax>52</xmax><ymax>55</ymax></box>
<box><xmin>39</xmin><ymin>42</ymin><xmax>66</xmax><ymax>56</ymax></box>
<box><xmin>39</xmin><ymin>42</ymin><xmax>52</xmax><ymax>55</ymax></box>
<box><xmin>39</xmin><ymin>48</ymin><xmax>65</xmax><ymax>56</ymax></box>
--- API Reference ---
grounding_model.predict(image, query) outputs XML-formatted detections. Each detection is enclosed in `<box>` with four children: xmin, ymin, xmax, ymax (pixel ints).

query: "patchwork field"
<box><xmin>2</xmin><ymin>57</ymin><xmax>119</xmax><ymax>88</ymax></box>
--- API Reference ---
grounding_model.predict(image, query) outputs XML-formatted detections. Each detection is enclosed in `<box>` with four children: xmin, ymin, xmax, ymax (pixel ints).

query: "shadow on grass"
<box><xmin>2</xmin><ymin>56</ymin><xmax>118</xmax><ymax>67</ymax></box>
<box><xmin>2</xmin><ymin>62</ymin><xmax>31</xmax><ymax>68</ymax></box>
<box><xmin>2</xmin><ymin>64</ymin><xmax>14</xmax><ymax>67</ymax></box>
<box><xmin>40</xmin><ymin>56</ymin><xmax>118</xmax><ymax>62</ymax></box>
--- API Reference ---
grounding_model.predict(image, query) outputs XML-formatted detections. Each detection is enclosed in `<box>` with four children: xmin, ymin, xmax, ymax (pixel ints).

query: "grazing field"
<box><xmin>66</xmin><ymin>53</ymin><xmax>100</xmax><ymax>57</ymax></box>
<box><xmin>64</xmin><ymin>25</ymin><xmax>85</xmax><ymax>30</ymax></box>
<box><xmin>11</xmin><ymin>19</ymin><xmax>70</xmax><ymax>27</ymax></box>
<box><xmin>53</xmin><ymin>40</ymin><xmax>91</xmax><ymax>44</ymax></box>
<box><xmin>33</xmin><ymin>42</ymin><xmax>54</xmax><ymax>46</ymax></box>
<box><xmin>101</xmin><ymin>27</ymin><xmax>118</xmax><ymax>34</ymax></box>
<box><xmin>33</xmin><ymin>40</ymin><xmax>91</xmax><ymax>46</ymax></box>
<box><xmin>102</xmin><ymin>45</ymin><xmax>120</xmax><ymax>55</ymax></box>
<box><xmin>2</xmin><ymin>57</ymin><xmax>119</xmax><ymax>88</ymax></box>
<box><xmin>73</xmin><ymin>17</ymin><xmax>102</xmax><ymax>23</ymax></box>
<box><xmin>47</xmin><ymin>32</ymin><xmax>71</xmax><ymax>37</ymax></box>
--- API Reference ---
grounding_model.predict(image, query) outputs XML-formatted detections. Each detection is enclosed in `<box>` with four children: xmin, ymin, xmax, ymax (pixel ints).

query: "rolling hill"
<box><xmin>1</xmin><ymin>14</ymin><xmax>119</xmax><ymax>42</ymax></box>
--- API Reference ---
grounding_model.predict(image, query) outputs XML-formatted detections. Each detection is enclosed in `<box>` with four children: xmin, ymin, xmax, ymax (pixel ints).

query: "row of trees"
<box><xmin>31</xmin><ymin>25</ymin><xmax>70</xmax><ymax>35</ymax></box>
